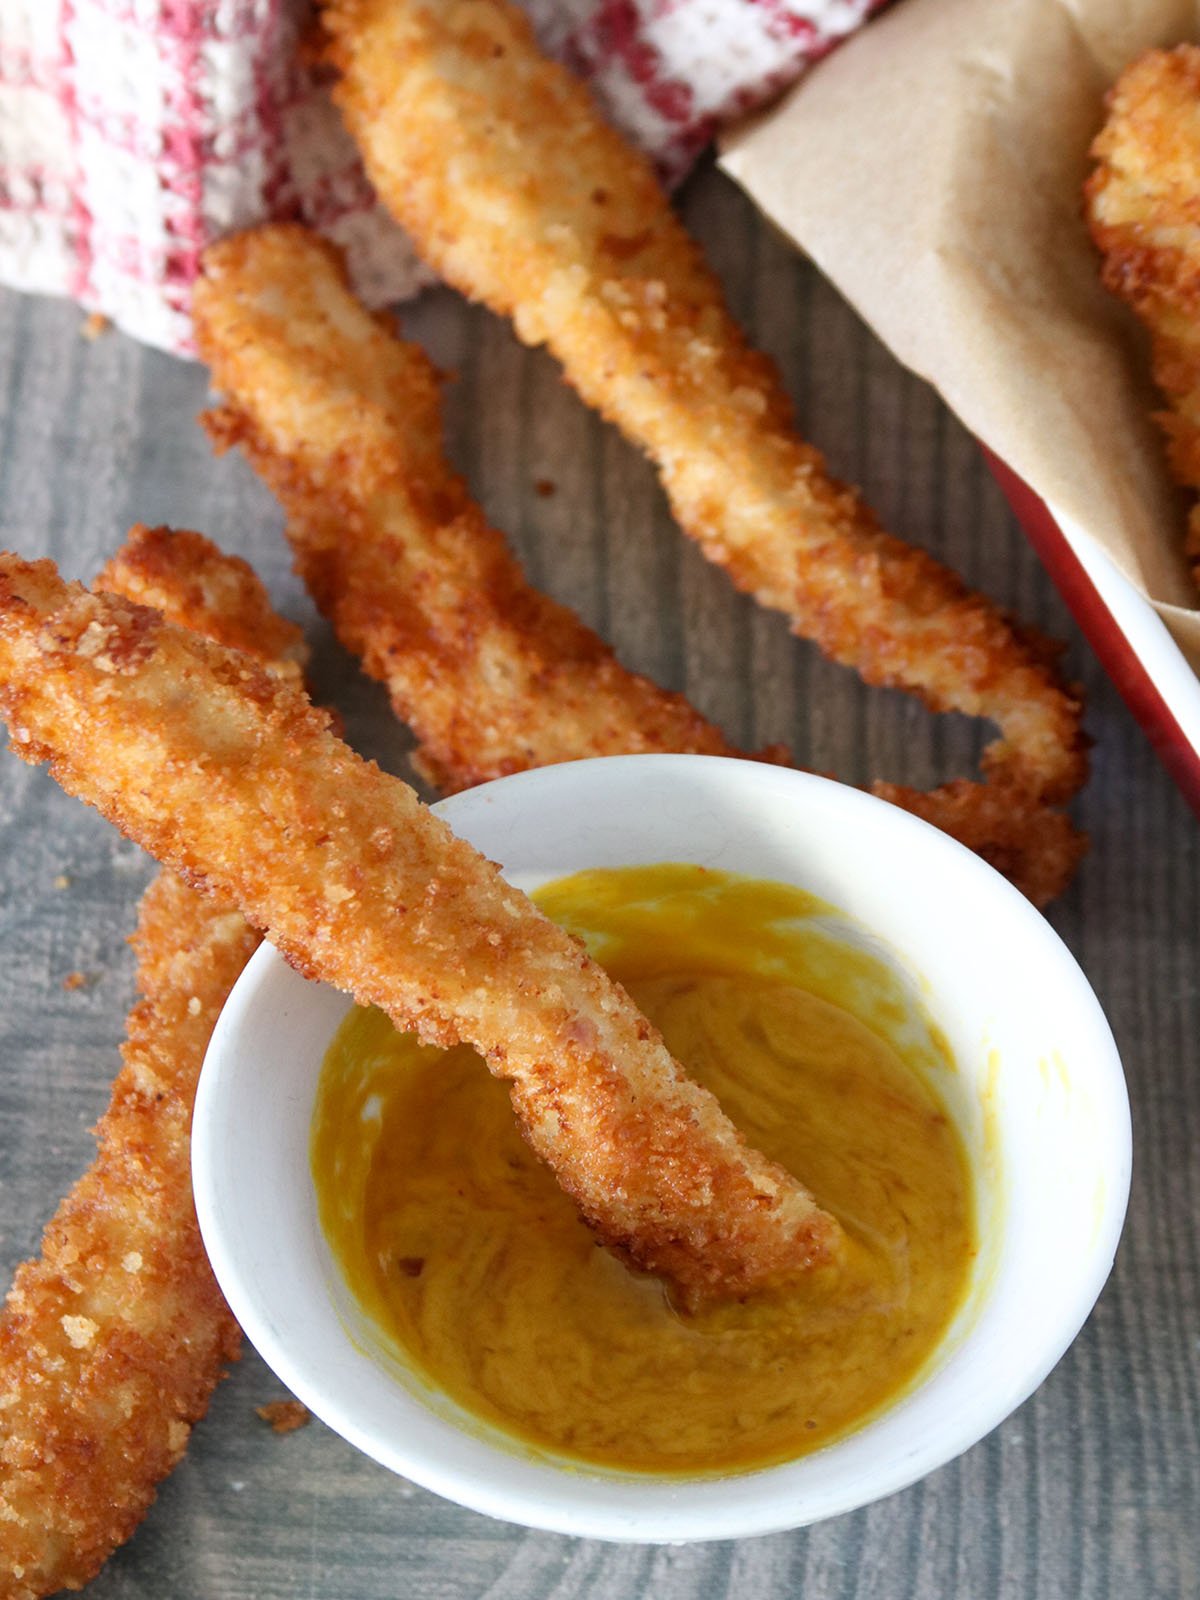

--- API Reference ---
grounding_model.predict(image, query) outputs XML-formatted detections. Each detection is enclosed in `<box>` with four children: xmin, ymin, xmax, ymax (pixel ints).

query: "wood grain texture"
<box><xmin>0</xmin><ymin>166</ymin><xmax>1197</xmax><ymax>1599</ymax></box>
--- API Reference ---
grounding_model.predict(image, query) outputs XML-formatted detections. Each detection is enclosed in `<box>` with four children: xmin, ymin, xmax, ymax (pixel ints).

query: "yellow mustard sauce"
<box><xmin>311</xmin><ymin>864</ymin><xmax>976</xmax><ymax>1476</ymax></box>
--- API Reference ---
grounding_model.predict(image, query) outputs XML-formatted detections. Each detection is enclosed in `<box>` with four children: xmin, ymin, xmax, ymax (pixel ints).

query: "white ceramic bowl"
<box><xmin>193</xmin><ymin>755</ymin><xmax>1130</xmax><ymax>1543</ymax></box>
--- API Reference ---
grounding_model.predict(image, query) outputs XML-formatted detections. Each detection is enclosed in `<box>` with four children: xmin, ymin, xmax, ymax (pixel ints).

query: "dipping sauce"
<box><xmin>311</xmin><ymin>865</ymin><xmax>975</xmax><ymax>1475</ymax></box>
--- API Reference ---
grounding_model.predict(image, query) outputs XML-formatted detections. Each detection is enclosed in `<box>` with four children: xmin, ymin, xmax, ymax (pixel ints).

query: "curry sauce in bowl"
<box><xmin>194</xmin><ymin>755</ymin><xmax>1128</xmax><ymax>1541</ymax></box>
<box><xmin>311</xmin><ymin>864</ymin><xmax>975</xmax><ymax>1476</ymax></box>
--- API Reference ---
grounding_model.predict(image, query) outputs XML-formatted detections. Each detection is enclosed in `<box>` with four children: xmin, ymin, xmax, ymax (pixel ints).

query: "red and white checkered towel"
<box><xmin>0</xmin><ymin>0</ymin><xmax>880</xmax><ymax>355</ymax></box>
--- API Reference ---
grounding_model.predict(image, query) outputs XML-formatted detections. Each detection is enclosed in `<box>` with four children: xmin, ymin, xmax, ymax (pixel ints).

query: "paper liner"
<box><xmin>721</xmin><ymin>0</ymin><xmax>1200</xmax><ymax>675</ymax></box>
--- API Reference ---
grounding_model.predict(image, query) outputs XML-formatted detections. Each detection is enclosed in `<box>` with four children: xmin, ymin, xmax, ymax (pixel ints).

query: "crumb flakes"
<box><xmin>534</xmin><ymin>477</ymin><xmax>556</xmax><ymax>497</ymax></box>
<box><xmin>81</xmin><ymin>311</ymin><xmax>111</xmax><ymax>340</ymax></box>
<box><xmin>60</xmin><ymin>1315</ymin><xmax>98</xmax><ymax>1349</ymax></box>
<box><xmin>74</xmin><ymin>620</ymin><xmax>112</xmax><ymax>659</ymax></box>
<box><xmin>256</xmin><ymin>1399</ymin><xmax>311</xmax><ymax>1435</ymax></box>
<box><xmin>53</xmin><ymin>873</ymin><xmax>71</xmax><ymax>890</ymax></box>
<box><xmin>61</xmin><ymin>971</ymin><xmax>88</xmax><ymax>992</ymax></box>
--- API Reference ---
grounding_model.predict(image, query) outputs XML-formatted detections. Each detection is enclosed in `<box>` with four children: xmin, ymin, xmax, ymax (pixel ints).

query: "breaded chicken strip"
<box><xmin>1087</xmin><ymin>44</ymin><xmax>1200</xmax><ymax>582</ymax></box>
<box><xmin>321</xmin><ymin>0</ymin><xmax>1087</xmax><ymax>820</ymax></box>
<box><xmin>97</xmin><ymin>525</ymin><xmax>308</xmax><ymax>687</ymax></box>
<box><xmin>0</xmin><ymin>880</ymin><xmax>253</xmax><ymax>1600</ymax></box>
<box><xmin>0</xmin><ymin>556</ymin><xmax>840</xmax><ymax>1309</ymax></box>
<box><xmin>0</xmin><ymin>528</ymin><xmax>304</xmax><ymax>1599</ymax></box>
<box><xmin>193</xmin><ymin>223</ymin><xmax>1084</xmax><ymax>904</ymax></box>
<box><xmin>196</xmin><ymin>226</ymin><xmax>753</xmax><ymax>790</ymax></box>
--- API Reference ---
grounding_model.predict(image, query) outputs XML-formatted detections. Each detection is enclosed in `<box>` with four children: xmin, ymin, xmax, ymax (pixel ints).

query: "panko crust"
<box><xmin>96</xmin><ymin>524</ymin><xmax>309</xmax><ymax>685</ymax></box>
<box><xmin>194</xmin><ymin>226</ymin><xmax>741</xmax><ymax>790</ymax></box>
<box><xmin>1086</xmin><ymin>44</ymin><xmax>1200</xmax><ymax>582</ymax></box>
<box><xmin>320</xmin><ymin>0</ymin><xmax>1087</xmax><ymax>821</ymax></box>
<box><xmin>0</xmin><ymin>556</ymin><xmax>840</xmax><ymax>1311</ymax></box>
<box><xmin>0</xmin><ymin>529</ymin><xmax>298</xmax><ymax>1599</ymax></box>
<box><xmin>0</xmin><ymin>880</ymin><xmax>254</xmax><ymax>1599</ymax></box>
<box><xmin>195</xmin><ymin>224</ymin><xmax>1083</xmax><ymax>902</ymax></box>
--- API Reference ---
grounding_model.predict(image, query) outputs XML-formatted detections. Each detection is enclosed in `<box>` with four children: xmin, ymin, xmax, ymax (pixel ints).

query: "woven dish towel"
<box><xmin>0</xmin><ymin>0</ymin><xmax>880</xmax><ymax>355</ymax></box>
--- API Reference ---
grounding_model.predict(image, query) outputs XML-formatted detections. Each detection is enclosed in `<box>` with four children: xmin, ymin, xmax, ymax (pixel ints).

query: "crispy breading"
<box><xmin>192</xmin><ymin>223</ymin><xmax>1085</xmax><ymax>904</ymax></box>
<box><xmin>1086</xmin><ymin>44</ymin><xmax>1200</xmax><ymax>582</ymax></box>
<box><xmin>96</xmin><ymin>524</ymin><xmax>309</xmax><ymax>686</ymax></box>
<box><xmin>195</xmin><ymin>226</ymin><xmax>751</xmax><ymax>790</ymax></box>
<box><xmin>320</xmin><ymin>0</ymin><xmax>1087</xmax><ymax>822</ymax></box>
<box><xmin>0</xmin><ymin>556</ymin><xmax>840</xmax><ymax>1308</ymax></box>
<box><xmin>0</xmin><ymin>529</ymin><xmax>306</xmax><ymax>1599</ymax></box>
<box><xmin>0</xmin><ymin>878</ymin><xmax>253</xmax><ymax>1600</ymax></box>
<box><xmin>255</xmin><ymin>1399</ymin><xmax>311</xmax><ymax>1434</ymax></box>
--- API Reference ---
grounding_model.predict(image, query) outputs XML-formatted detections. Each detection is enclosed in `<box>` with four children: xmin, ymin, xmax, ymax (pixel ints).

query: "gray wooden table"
<box><xmin>1</xmin><ymin>166</ymin><xmax>1196</xmax><ymax>1599</ymax></box>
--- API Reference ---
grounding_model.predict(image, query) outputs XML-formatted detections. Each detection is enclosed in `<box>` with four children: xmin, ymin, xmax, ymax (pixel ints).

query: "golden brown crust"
<box><xmin>95</xmin><ymin>524</ymin><xmax>309</xmax><ymax>684</ymax></box>
<box><xmin>1086</xmin><ymin>44</ymin><xmax>1200</xmax><ymax>581</ymax></box>
<box><xmin>0</xmin><ymin>879</ymin><xmax>255</xmax><ymax>1599</ymax></box>
<box><xmin>871</xmin><ymin>779</ymin><xmax>1084</xmax><ymax>912</ymax></box>
<box><xmin>320</xmin><ymin>0</ymin><xmax>1087</xmax><ymax>818</ymax></box>
<box><xmin>255</xmin><ymin>1399</ymin><xmax>311</xmax><ymax>1434</ymax></box>
<box><xmin>0</xmin><ymin>555</ymin><xmax>840</xmax><ymax>1309</ymax></box>
<box><xmin>193</xmin><ymin>224</ymin><xmax>1083</xmax><ymax>903</ymax></box>
<box><xmin>194</xmin><ymin>226</ymin><xmax>740</xmax><ymax>788</ymax></box>
<box><xmin>0</xmin><ymin>529</ymin><xmax>300</xmax><ymax>1599</ymax></box>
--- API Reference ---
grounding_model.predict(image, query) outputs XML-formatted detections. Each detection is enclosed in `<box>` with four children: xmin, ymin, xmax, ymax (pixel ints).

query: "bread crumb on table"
<box><xmin>255</xmin><ymin>1399</ymin><xmax>311</xmax><ymax>1434</ymax></box>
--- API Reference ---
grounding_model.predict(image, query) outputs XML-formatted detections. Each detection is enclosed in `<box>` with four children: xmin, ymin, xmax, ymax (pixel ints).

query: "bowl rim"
<box><xmin>193</xmin><ymin>754</ymin><xmax>1131</xmax><ymax>1542</ymax></box>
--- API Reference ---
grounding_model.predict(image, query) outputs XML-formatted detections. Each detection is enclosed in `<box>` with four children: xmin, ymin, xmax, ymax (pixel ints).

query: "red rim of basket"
<box><xmin>984</xmin><ymin>447</ymin><xmax>1200</xmax><ymax>821</ymax></box>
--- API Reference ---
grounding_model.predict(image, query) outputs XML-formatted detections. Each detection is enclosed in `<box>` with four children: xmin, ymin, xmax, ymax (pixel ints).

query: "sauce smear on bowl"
<box><xmin>311</xmin><ymin>865</ymin><xmax>975</xmax><ymax>1475</ymax></box>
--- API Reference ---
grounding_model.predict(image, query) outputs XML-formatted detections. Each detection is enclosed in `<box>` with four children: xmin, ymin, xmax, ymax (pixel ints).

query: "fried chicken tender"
<box><xmin>97</xmin><ymin>524</ymin><xmax>309</xmax><ymax>687</ymax></box>
<box><xmin>1086</xmin><ymin>44</ymin><xmax>1200</xmax><ymax>583</ymax></box>
<box><xmin>320</xmin><ymin>0</ymin><xmax>1088</xmax><ymax>824</ymax></box>
<box><xmin>0</xmin><ymin>556</ymin><xmax>840</xmax><ymax>1309</ymax></box>
<box><xmin>192</xmin><ymin>223</ymin><xmax>1084</xmax><ymax>904</ymax></box>
<box><xmin>195</xmin><ymin>227</ymin><xmax>739</xmax><ymax>789</ymax></box>
<box><xmin>0</xmin><ymin>528</ymin><xmax>305</xmax><ymax>1600</ymax></box>
<box><xmin>0</xmin><ymin>880</ymin><xmax>253</xmax><ymax>1600</ymax></box>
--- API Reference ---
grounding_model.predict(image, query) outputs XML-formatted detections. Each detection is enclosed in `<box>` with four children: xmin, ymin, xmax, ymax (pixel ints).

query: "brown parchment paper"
<box><xmin>720</xmin><ymin>0</ymin><xmax>1200</xmax><ymax>674</ymax></box>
